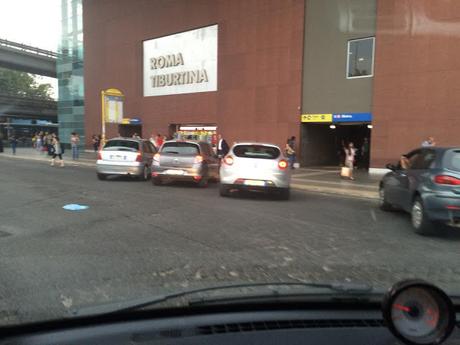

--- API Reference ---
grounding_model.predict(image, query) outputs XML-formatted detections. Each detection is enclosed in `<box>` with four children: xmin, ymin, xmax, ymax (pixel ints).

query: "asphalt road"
<box><xmin>1</xmin><ymin>157</ymin><xmax>460</xmax><ymax>325</ymax></box>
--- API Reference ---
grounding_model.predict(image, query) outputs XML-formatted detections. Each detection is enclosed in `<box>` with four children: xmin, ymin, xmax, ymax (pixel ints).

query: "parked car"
<box><xmin>96</xmin><ymin>137</ymin><xmax>157</xmax><ymax>181</ymax></box>
<box><xmin>379</xmin><ymin>147</ymin><xmax>460</xmax><ymax>234</ymax></box>
<box><xmin>219</xmin><ymin>142</ymin><xmax>291</xmax><ymax>199</ymax></box>
<box><xmin>151</xmin><ymin>140</ymin><xmax>219</xmax><ymax>187</ymax></box>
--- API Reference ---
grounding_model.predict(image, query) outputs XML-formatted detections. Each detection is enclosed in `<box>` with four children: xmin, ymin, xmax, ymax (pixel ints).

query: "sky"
<box><xmin>0</xmin><ymin>0</ymin><xmax>61</xmax><ymax>97</ymax></box>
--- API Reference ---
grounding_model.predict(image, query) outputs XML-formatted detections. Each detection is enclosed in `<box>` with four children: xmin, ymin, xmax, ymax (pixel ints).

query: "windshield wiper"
<box><xmin>72</xmin><ymin>282</ymin><xmax>375</xmax><ymax>317</ymax></box>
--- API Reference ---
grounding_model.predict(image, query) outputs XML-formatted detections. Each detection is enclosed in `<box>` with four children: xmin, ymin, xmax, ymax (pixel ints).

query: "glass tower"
<box><xmin>58</xmin><ymin>0</ymin><xmax>84</xmax><ymax>148</ymax></box>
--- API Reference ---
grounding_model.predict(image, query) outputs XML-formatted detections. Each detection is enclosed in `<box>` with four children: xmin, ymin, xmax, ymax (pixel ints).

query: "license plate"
<box><xmin>244</xmin><ymin>180</ymin><xmax>265</xmax><ymax>186</ymax></box>
<box><xmin>165</xmin><ymin>169</ymin><xmax>185</xmax><ymax>175</ymax></box>
<box><xmin>110</xmin><ymin>155</ymin><xmax>125</xmax><ymax>160</ymax></box>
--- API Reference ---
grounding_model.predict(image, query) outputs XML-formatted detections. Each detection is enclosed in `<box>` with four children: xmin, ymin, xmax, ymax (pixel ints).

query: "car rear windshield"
<box><xmin>443</xmin><ymin>150</ymin><xmax>460</xmax><ymax>172</ymax></box>
<box><xmin>161</xmin><ymin>142</ymin><xmax>200</xmax><ymax>155</ymax></box>
<box><xmin>103</xmin><ymin>140</ymin><xmax>139</xmax><ymax>151</ymax></box>
<box><xmin>233</xmin><ymin>145</ymin><xmax>281</xmax><ymax>159</ymax></box>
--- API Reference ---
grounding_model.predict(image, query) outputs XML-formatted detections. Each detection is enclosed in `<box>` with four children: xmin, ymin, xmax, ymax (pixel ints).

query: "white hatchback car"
<box><xmin>219</xmin><ymin>142</ymin><xmax>291</xmax><ymax>199</ymax></box>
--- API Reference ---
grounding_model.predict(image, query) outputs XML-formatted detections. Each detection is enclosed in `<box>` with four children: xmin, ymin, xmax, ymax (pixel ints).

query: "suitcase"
<box><xmin>340</xmin><ymin>167</ymin><xmax>351</xmax><ymax>178</ymax></box>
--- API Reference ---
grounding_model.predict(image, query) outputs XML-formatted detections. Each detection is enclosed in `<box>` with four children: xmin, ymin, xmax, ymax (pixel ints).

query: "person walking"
<box><xmin>343</xmin><ymin>142</ymin><xmax>356</xmax><ymax>180</ymax></box>
<box><xmin>70</xmin><ymin>132</ymin><xmax>80</xmax><ymax>160</ymax></box>
<box><xmin>285</xmin><ymin>136</ymin><xmax>296</xmax><ymax>169</ymax></box>
<box><xmin>421</xmin><ymin>136</ymin><xmax>435</xmax><ymax>147</ymax></box>
<box><xmin>10</xmin><ymin>134</ymin><xmax>18</xmax><ymax>155</ymax></box>
<box><xmin>217</xmin><ymin>134</ymin><xmax>229</xmax><ymax>159</ymax></box>
<box><xmin>50</xmin><ymin>136</ymin><xmax>64</xmax><ymax>167</ymax></box>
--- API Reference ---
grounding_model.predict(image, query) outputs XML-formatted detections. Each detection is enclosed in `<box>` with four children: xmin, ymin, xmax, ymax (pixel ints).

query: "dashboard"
<box><xmin>1</xmin><ymin>280</ymin><xmax>459</xmax><ymax>345</ymax></box>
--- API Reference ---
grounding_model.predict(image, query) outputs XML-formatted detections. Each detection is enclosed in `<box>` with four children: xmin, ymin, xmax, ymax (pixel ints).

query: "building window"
<box><xmin>346</xmin><ymin>37</ymin><xmax>375</xmax><ymax>79</ymax></box>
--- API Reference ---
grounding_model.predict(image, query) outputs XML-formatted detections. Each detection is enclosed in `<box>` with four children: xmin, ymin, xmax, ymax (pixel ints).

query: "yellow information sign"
<box><xmin>301</xmin><ymin>114</ymin><xmax>332</xmax><ymax>123</ymax></box>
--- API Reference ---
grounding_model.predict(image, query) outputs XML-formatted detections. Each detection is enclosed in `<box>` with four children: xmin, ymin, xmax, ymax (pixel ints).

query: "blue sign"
<box><xmin>332</xmin><ymin>113</ymin><xmax>372</xmax><ymax>123</ymax></box>
<box><xmin>129</xmin><ymin>118</ymin><xmax>142</xmax><ymax>124</ymax></box>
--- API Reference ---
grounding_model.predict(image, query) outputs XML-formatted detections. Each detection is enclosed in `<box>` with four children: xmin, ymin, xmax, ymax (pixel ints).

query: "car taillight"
<box><xmin>153</xmin><ymin>153</ymin><xmax>160</xmax><ymax>162</ymax></box>
<box><xmin>224</xmin><ymin>155</ymin><xmax>234</xmax><ymax>165</ymax></box>
<box><xmin>135</xmin><ymin>152</ymin><xmax>142</xmax><ymax>162</ymax></box>
<box><xmin>194</xmin><ymin>155</ymin><xmax>203</xmax><ymax>163</ymax></box>
<box><xmin>278</xmin><ymin>159</ymin><xmax>288</xmax><ymax>170</ymax></box>
<box><xmin>97</xmin><ymin>151</ymin><xmax>102</xmax><ymax>160</ymax></box>
<box><xmin>434</xmin><ymin>175</ymin><xmax>460</xmax><ymax>185</ymax></box>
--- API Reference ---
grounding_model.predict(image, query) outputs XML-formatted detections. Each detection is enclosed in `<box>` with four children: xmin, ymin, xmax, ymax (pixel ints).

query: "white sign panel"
<box><xmin>143</xmin><ymin>25</ymin><xmax>218</xmax><ymax>97</ymax></box>
<box><xmin>105</xmin><ymin>95</ymin><xmax>123</xmax><ymax>123</ymax></box>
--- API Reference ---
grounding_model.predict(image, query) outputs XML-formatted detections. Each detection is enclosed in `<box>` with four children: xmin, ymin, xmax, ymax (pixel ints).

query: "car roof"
<box><xmin>164</xmin><ymin>140</ymin><xmax>208</xmax><ymax>145</ymax></box>
<box><xmin>232</xmin><ymin>142</ymin><xmax>281</xmax><ymax>148</ymax></box>
<box><xmin>107</xmin><ymin>137</ymin><xmax>144</xmax><ymax>142</ymax></box>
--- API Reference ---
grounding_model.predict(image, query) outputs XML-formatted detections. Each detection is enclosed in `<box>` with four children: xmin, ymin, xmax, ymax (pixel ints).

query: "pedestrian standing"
<box><xmin>46</xmin><ymin>133</ymin><xmax>54</xmax><ymax>156</ymax></box>
<box><xmin>155</xmin><ymin>133</ymin><xmax>164</xmax><ymax>149</ymax></box>
<box><xmin>421</xmin><ymin>136</ymin><xmax>435</xmax><ymax>147</ymax></box>
<box><xmin>285</xmin><ymin>136</ymin><xmax>296</xmax><ymax>169</ymax></box>
<box><xmin>92</xmin><ymin>135</ymin><xmax>100</xmax><ymax>152</ymax></box>
<box><xmin>10</xmin><ymin>135</ymin><xmax>18</xmax><ymax>155</ymax></box>
<box><xmin>343</xmin><ymin>142</ymin><xmax>356</xmax><ymax>180</ymax></box>
<box><xmin>217</xmin><ymin>134</ymin><xmax>229</xmax><ymax>159</ymax></box>
<box><xmin>50</xmin><ymin>136</ymin><xmax>64</xmax><ymax>167</ymax></box>
<box><xmin>36</xmin><ymin>132</ymin><xmax>43</xmax><ymax>152</ymax></box>
<box><xmin>70</xmin><ymin>132</ymin><xmax>80</xmax><ymax>160</ymax></box>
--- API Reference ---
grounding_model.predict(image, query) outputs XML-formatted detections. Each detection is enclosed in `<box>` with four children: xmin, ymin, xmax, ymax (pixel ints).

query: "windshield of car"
<box><xmin>161</xmin><ymin>142</ymin><xmax>200</xmax><ymax>155</ymax></box>
<box><xmin>233</xmin><ymin>145</ymin><xmax>281</xmax><ymax>159</ymax></box>
<box><xmin>103</xmin><ymin>140</ymin><xmax>139</xmax><ymax>151</ymax></box>
<box><xmin>1</xmin><ymin>0</ymin><xmax>460</xmax><ymax>329</ymax></box>
<box><xmin>443</xmin><ymin>150</ymin><xmax>460</xmax><ymax>172</ymax></box>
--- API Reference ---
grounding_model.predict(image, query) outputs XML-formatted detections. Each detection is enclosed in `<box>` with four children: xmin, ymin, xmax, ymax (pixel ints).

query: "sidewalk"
<box><xmin>0</xmin><ymin>147</ymin><xmax>97</xmax><ymax>167</ymax></box>
<box><xmin>291</xmin><ymin>167</ymin><xmax>381</xmax><ymax>200</ymax></box>
<box><xmin>0</xmin><ymin>149</ymin><xmax>381</xmax><ymax>200</ymax></box>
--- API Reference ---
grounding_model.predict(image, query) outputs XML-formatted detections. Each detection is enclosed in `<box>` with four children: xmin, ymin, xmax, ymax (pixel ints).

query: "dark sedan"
<box><xmin>379</xmin><ymin>147</ymin><xmax>460</xmax><ymax>235</ymax></box>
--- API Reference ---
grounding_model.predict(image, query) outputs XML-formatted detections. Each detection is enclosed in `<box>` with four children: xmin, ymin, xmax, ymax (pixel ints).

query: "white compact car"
<box><xmin>219</xmin><ymin>142</ymin><xmax>291</xmax><ymax>199</ymax></box>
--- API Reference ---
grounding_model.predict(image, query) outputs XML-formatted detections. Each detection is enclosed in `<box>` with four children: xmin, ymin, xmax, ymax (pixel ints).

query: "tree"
<box><xmin>0</xmin><ymin>67</ymin><xmax>53</xmax><ymax>100</ymax></box>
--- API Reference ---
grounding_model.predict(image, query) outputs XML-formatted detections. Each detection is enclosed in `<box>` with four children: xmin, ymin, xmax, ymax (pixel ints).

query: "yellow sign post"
<box><xmin>101</xmin><ymin>88</ymin><xmax>124</xmax><ymax>146</ymax></box>
<box><xmin>301</xmin><ymin>114</ymin><xmax>332</xmax><ymax>123</ymax></box>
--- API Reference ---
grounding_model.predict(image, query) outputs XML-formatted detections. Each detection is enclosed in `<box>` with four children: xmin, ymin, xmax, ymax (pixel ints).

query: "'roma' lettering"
<box><xmin>150</xmin><ymin>53</ymin><xmax>184</xmax><ymax>70</ymax></box>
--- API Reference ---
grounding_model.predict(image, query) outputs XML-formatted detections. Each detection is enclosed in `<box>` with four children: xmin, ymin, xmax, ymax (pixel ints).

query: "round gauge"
<box><xmin>382</xmin><ymin>280</ymin><xmax>456</xmax><ymax>345</ymax></box>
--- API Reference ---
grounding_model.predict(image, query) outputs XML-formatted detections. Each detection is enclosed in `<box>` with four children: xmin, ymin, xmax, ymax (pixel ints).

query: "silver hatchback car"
<box><xmin>219</xmin><ymin>142</ymin><xmax>291</xmax><ymax>199</ymax></box>
<box><xmin>96</xmin><ymin>137</ymin><xmax>157</xmax><ymax>181</ymax></box>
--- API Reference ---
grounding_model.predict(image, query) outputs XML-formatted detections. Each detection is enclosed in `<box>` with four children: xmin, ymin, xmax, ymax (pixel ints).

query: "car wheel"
<box><xmin>278</xmin><ymin>188</ymin><xmax>290</xmax><ymax>200</ymax></box>
<box><xmin>379</xmin><ymin>186</ymin><xmax>393</xmax><ymax>211</ymax></box>
<box><xmin>411</xmin><ymin>196</ymin><xmax>434</xmax><ymax>235</ymax></box>
<box><xmin>220</xmin><ymin>184</ymin><xmax>231</xmax><ymax>197</ymax></box>
<box><xmin>139</xmin><ymin>166</ymin><xmax>149</xmax><ymax>181</ymax></box>
<box><xmin>152</xmin><ymin>177</ymin><xmax>162</xmax><ymax>186</ymax></box>
<box><xmin>97</xmin><ymin>173</ymin><xmax>107</xmax><ymax>181</ymax></box>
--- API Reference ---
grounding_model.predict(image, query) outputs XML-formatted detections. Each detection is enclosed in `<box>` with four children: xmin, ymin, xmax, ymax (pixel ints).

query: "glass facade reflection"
<box><xmin>58</xmin><ymin>0</ymin><xmax>84</xmax><ymax>148</ymax></box>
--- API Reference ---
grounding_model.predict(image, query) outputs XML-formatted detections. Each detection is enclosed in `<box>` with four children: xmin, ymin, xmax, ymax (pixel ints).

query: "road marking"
<box><xmin>370</xmin><ymin>209</ymin><xmax>377</xmax><ymax>222</ymax></box>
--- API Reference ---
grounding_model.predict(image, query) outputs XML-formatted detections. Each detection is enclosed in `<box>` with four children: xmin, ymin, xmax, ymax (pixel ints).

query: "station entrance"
<box><xmin>300</xmin><ymin>122</ymin><xmax>371</xmax><ymax>168</ymax></box>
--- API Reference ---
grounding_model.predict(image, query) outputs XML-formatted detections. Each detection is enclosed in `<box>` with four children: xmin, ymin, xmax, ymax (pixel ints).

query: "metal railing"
<box><xmin>0</xmin><ymin>38</ymin><xmax>58</xmax><ymax>59</ymax></box>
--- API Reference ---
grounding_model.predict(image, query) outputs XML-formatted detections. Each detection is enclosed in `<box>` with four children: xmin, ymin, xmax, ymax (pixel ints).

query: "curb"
<box><xmin>0</xmin><ymin>154</ymin><xmax>96</xmax><ymax>167</ymax></box>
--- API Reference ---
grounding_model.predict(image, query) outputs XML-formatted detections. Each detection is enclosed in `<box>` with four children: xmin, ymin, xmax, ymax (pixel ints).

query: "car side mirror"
<box><xmin>386</xmin><ymin>163</ymin><xmax>397</xmax><ymax>171</ymax></box>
